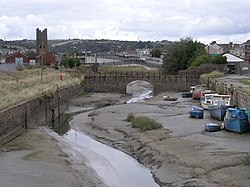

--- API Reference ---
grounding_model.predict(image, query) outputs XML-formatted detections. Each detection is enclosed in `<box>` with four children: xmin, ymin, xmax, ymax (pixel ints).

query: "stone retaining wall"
<box><xmin>201</xmin><ymin>77</ymin><xmax>250</xmax><ymax>109</ymax></box>
<box><xmin>0</xmin><ymin>85</ymin><xmax>83</xmax><ymax>140</ymax></box>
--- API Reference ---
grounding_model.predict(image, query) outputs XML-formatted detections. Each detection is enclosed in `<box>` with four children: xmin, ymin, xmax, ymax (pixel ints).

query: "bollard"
<box><xmin>60</xmin><ymin>72</ymin><xmax>63</xmax><ymax>81</ymax></box>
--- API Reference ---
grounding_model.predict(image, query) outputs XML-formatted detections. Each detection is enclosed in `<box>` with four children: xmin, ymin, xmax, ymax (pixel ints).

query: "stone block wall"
<box><xmin>82</xmin><ymin>71</ymin><xmax>200</xmax><ymax>94</ymax></box>
<box><xmin>201</xmin><ymin>77</ymin><xmax>250</xmax><ymax>109</ymax></box>
<box><xmin>0</xmin><ymin>85</ymin><xmax>83</xmax><ymax>140</ymax></box>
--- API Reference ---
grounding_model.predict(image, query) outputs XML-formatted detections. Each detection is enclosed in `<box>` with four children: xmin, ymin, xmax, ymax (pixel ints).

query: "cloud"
<box><xmin>0</xmin><ymin>0</ymin><xmax>250</xmax><ymax>43</ymax></box>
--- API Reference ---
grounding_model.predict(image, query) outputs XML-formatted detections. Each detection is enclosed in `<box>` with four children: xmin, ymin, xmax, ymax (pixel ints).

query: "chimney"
<box><xmin>229</xmin><ymin>42</ymin><xmax>233</xmax><ymax>49</ymax></box>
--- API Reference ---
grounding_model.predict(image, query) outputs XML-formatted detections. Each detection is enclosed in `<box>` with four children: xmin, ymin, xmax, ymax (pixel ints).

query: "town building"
<box><xmin>4</xmin><ymin>51</ymin><xmax>29</xmax><ymax>64</ymax></box>
<box><xmin>205</xmin><ymin>41</ymin><xmax>224</xmax><ymax>56</ymax></box>
<box><xmin>242</xmin><ymin>40</ymin><xmax>250</xmax><ymax>62</ymax></box>
<box><xmin>223</xmin><ymin>53</ymin><xmax>249</xmax><ymax>74</ymax></box>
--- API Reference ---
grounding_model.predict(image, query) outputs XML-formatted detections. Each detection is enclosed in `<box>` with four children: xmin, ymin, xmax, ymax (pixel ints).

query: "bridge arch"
<box><xmin>126</xmin><ymin>80</ymin><xmax>154</xmax><ymax>96</ymax></box>
<box><xmin>81</xmin><ymin>71</ymin><xmax>199</xmax><ymax>94</ymax></box>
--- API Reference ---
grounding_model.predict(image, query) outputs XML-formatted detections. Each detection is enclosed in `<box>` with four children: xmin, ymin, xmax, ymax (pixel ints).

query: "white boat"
<box><xmin>200</xmin><ymin>93</ymin><xmax>219</xmax><ymax>109</ymax></box>
<box><xmin>201</xmin><ymin>94</ymin><xmax>231</xmax><ymax>110</ymax></box>
<box><xmin>212</xmin><ymin>95</ymin><xmax>231</xmax><ymax>106</ymax></box>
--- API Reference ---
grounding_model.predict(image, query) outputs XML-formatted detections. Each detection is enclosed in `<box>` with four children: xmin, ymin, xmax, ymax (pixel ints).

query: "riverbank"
<box><xmin>70</xmin><ymin>92</ymin><xmax>250</xmax><ymax>186</ymax></box>
<box><xmin>1</xmin><ymin>91</ymin><xmax>250</xmax><ymax>187</ymax></box>
<box><xmin>0</xmin><ymin>126</ymin><xmax>107</xmax><ymax>187</ymax></box>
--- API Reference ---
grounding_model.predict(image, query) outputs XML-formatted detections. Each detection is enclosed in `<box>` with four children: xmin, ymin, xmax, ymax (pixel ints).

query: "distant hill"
<box><xmin>0</xmin><ymin>39</ymin><xmax>172</xmax><ymax>55</ymax></box>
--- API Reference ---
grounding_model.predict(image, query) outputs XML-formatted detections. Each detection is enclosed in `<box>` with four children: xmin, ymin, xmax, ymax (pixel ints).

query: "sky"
<box><xmin>0</xmin><ymin>0</ymin><xmax>250</xmax><ymax>44</ymax></box>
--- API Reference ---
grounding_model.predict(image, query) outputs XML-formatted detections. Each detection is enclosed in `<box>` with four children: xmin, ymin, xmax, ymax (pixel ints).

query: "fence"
<box><xmin>0</xmin><ymin>63</ymin><xmax>17</xmax><ymax>72</ymax></box>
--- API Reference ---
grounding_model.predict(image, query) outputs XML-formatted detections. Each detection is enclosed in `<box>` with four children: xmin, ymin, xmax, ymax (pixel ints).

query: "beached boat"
<box><xmin>207</xmin><ymin>94</ymin><xmax>232</xmax><ymax>120</ymax></box>
<box><xmin>224</xmin><ymin>118</ymin><xmax>250</xmax><ymax>133</ymax></box>
<box><xmin>224</xmin><ymin>108</ymin><xmax>250</xmax><ymax>133</ymax></box>
<box><xmin>192</xmin><ymin>85</ymin><xmax>214</xmax><ymax>100</ymax></box>
<box><xmin>182</xmin><ymin>86</ymin><xmax>195</xmax><ymax>98</ymax></box>
<box><xmin>208</xmin><ymin>105</ymin><xmax>230</xmax><ymax>121</ymax></box>
<box><xmin>212</xmin><ymin>95</ymin><xmax>231</xmax><ymax>106</ymax></box>
<box><xmin>189</xmin><ymin>106</ymin><xmax>204</xmax><ymax>119</ymax></box>
<box><xmin>201</xmin><ymin>94</ymin><xmax>231</xmax><ymax>110</ymax></box>
<box><xmin>200</xmin><ymin>93</ymin><xmax>219</xmax><ymax>109</ymax></box>
<box><xmin>181</xmin><ymin>92</ymin><xmax>192</xmax><ymax>98</ymax></box>
<box><xmin>205</xmin><ymin>123</ymin><xmax>222</xmax><ymax>132</ymax></box>
<box><xmin>192</xmin><ymin>85</ymin><xmax>206</xmax><ymax>100</ymax></box>
<box><xmin>163</xmin><ymin>96</ymin><xmax>178</xmax><ymax>101</ymax></box>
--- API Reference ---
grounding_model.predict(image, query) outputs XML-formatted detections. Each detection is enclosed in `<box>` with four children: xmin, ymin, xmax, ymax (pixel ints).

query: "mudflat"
<box><xmin>69</xmin><ymin>92</ymin><xmax>250</xmax><ymax>186</ymax></box>
<box><xmin>1</xmin><ymin>92</ymin><xmax>250</xmax><ymax>187</ymax></box>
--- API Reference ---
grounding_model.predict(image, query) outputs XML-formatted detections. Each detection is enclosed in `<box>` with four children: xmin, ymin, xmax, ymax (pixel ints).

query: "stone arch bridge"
<box><xmin>81</xmin><ymin>71</ymin><xmax>200</xmax><ymax>95</ymax></box>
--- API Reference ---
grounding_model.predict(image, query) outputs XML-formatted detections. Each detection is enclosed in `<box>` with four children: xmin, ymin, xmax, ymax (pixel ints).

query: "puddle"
<box><xmin>63</xmin><ymin>129</ymin><xmax>159</xmax><ymax>187</ymax></box>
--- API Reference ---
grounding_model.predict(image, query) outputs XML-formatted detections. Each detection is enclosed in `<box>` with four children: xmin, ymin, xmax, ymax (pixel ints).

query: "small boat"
<box><xmin>207</xmin><ymin>95</ymin><xmax>232</xmax><ymax>120</ymax></box>
<box><xmin>192</xmin><ymin>85</ymin><xmax>207</xmax><ymax>100</ymax></box>
<box><xmin>181</xmin><ymin>92</ymin><xmax>192</xmax><ymax>98</ymax></box>
<box><xmin>208</xmin><ymin>105</ymin><xmax>230</xmax><ymax>121</ymax></box>
<box><xmin>189</xmin><ymin>106</ymin><xmax>204</xmax><ymax>119</ymax></box>
<box><xmin>192</xmin><ymin>85</ymin><xmax>214</xmax><ymax>100</ymax></box>
<box><xmin>163</xmin><ymin>96</ymin><xmax>178</xmax><ymax>101</ymax></box>
<box><xmin>205</xmin><ymin>123</ymin><xmax>222</xmax><ymax>132</ymax></box>
<box><xmin>224</xmin><ymin>108</ymin><xmax>250</xmax><ymax>134</ymax></box>
<box><xmin>212</xmin><ymin>95</ymin><xmax>231</xmax><ymax>106</ymax></box>
<box><xmin>200</xmin><ymin>93</ymin><xmax>219</xmax><ymax>109</ymax></box>
<box><xmin>224</xmin><ymin>118</ymin><xmax>250</xmax><ymax>133</ymax></box>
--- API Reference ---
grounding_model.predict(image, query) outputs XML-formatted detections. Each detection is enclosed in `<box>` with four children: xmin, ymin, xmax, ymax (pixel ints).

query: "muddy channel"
<box><xmin>47</xmin><ymin>83</ymin><xmax>250</xmax><ymax>187</ymax></box>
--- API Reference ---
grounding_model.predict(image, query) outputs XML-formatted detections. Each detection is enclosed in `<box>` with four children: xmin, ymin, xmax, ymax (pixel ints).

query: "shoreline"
<box><xmin>1</xmin><ymin>91</ymin><xmax>250</xmax><ymax>187</ymax></box>
<box><xmin>69</xmin><ymin>92</ymin><xmax>250</xmax><ymax>186</ymax></box>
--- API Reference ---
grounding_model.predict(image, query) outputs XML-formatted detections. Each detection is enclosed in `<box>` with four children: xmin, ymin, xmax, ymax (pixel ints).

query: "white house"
<box><xmin>223</xmin><ymin>53</ymin><xmax>249</xmax><ymax>74</ymax></box>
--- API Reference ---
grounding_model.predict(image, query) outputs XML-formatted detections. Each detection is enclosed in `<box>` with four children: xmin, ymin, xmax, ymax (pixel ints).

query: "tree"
<box><xmin>161</xmin><ymin>38</ymin><xmax>205</xmax><ymax>74</ymax></box>
<box><xmin>150</xmin><ymin>48</ymin><xmax>163</xmax><ymax>58</ymax></box>
<box><xmin>191</xmin><ymin>54</ymin><xmax>227</xmax><ymax>67</ymax></box>
<box><xmin>191</xmin><ymin>54</ymin><xmax>211</xmax><ymax>67</ymax></box>
<box><xmin>61</xmin><ymin>55</ymin><xmax>80</xmax><ymax>68</ymax></box>
<box><xmin>211</xmin><ymin>56</ymin><xmax>227</xmax><ymax>64</ymax></box>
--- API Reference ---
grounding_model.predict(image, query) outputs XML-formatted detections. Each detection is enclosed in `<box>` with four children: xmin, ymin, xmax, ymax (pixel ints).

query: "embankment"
<box><xmin>0</xmin><ymin>85</ymin><xmax>83</xmax><ymax>141</ymax></box>
<box><xmin>201</xmin><ymin>76</ymin><xmax>250</xmax><ymax>109</ymax></box>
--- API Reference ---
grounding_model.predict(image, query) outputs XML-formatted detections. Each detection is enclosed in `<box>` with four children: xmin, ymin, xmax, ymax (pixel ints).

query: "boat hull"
<box><xmin>205</xmin><ymin>123</ymin><xmax>221</xmax><ymax>132</ymax></box>
<box><xmin>208</xmin><ymin>105</ymin><xmax>229</xmax><ymax>121</ymax></box>
<box><xmin>225</xmin><ymin>119</ymin><xmax>250</xmax><ymax>133</ymax></box>
<box><xmin>192</xmin><ymin>92</ymin><xmax>202</xmax><ymax>100</ymax></box>
<box><xmin>181</xmin><ymin>92</ymin><xmax>192</xmax><ymax>98</ymax></box>
<box><xmin>201</xmin><ymin>102</ymin><xmax>210</xmax><ymax>110</ymax></box>
<box><xmin>189</xmin><ymin>106</ymin><xmax>204</xmax><ymax>119</ymax></box>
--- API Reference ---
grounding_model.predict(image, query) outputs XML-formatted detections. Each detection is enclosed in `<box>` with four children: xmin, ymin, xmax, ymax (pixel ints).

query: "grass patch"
<box><xmin>239</xmin><ymin>78</ymin><xmax>250</xmax><ymax>86</ymax></box>
<box><xmin>200</xmin><ymin>71</ymin><xmax>225</xmax><ymax>79</ymax></box>
<box><xmin>243</xmin><ymin>155</ymin><xmax>250</xmax><ymax>165</ymax></box>
<box><xmin>126</xmin><ymin>113</ymin><xmax>136</xmax><ymax>122</ymax></box>
<box><xmin>98</xmin><ymin>65</ymin><xmax>149</xmax><ymax>72</ymax></box>
<box><xmin>79</xmin><ymin>92</ymin><xmax>91</xmax><ymax>97</ymax></box>
<box><xmin>239</xmin><ymin>88</ymin><xmax>250</xmax><ymax>95</ymax></box>
<box><xmin>0</xmin><ymin>68</ymin><xmax>83</xmax><ymax>111</ymax></box>
<box><xmin>126</xmin><ymin>113</ymin><xmax>162</xmax><ymax>131</ymax></box>
<box><xmin>23</xmin><ymin>150</ymin><xmax>44</xmax><ymax>161</ymax></box>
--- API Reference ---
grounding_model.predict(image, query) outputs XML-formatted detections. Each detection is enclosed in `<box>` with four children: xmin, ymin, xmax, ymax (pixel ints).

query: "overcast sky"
<box><xmin>1</xmin><ymin>0</ymin><xmax>250</xmax><ymax>44</ymax></box>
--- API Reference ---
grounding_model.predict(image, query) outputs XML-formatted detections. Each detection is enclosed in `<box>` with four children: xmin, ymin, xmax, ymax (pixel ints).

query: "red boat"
<box><xmin>192</xmin><ymin>85</ymin><xmax>214</xmax><ymax>100</ymax></box>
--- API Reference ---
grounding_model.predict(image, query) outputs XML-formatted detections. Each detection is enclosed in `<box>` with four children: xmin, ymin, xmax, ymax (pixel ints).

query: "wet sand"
<box><xmin>1</xmin><ymin>92</ymin><xmax>250</xmax><ymax>187</ymax></box>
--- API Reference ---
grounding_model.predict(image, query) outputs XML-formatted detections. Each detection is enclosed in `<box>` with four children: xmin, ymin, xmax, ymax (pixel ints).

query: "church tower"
<box><xmin>36</xmin><ymin>28</ymin><xmax>48</xmax><ymax>55</ymax></box>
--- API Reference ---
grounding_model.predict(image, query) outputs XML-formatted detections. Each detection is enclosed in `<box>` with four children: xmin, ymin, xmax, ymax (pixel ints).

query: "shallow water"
<box><xmin>53</xmin><ymin>83</ymin><xmax>158</xmax><ymax>187</ymax></box>
<box><xmin>63</xmin><ymin>129</ymin><xmax>159</xmax><ymax>187</ymax></box>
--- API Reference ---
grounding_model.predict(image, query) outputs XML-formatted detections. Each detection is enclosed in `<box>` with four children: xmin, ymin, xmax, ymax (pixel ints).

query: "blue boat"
<box><xmin>189</xmin><ymin>106</ymin><xmax>203</xmax><ymax>119</ymax></box>
<box><xmin>208</xmin><ymin>105</ymin><xmax>230</xmax><ymax>121</ymax></box>
<box><xmin>205</xmin><ymin>123</ymin><xmax>221</xmax><ymax>132</ymax></box>
<box><xmin>224</xmin><ymin>108</ymin><xmax>250</xmax><ymax>134</ymax></box>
